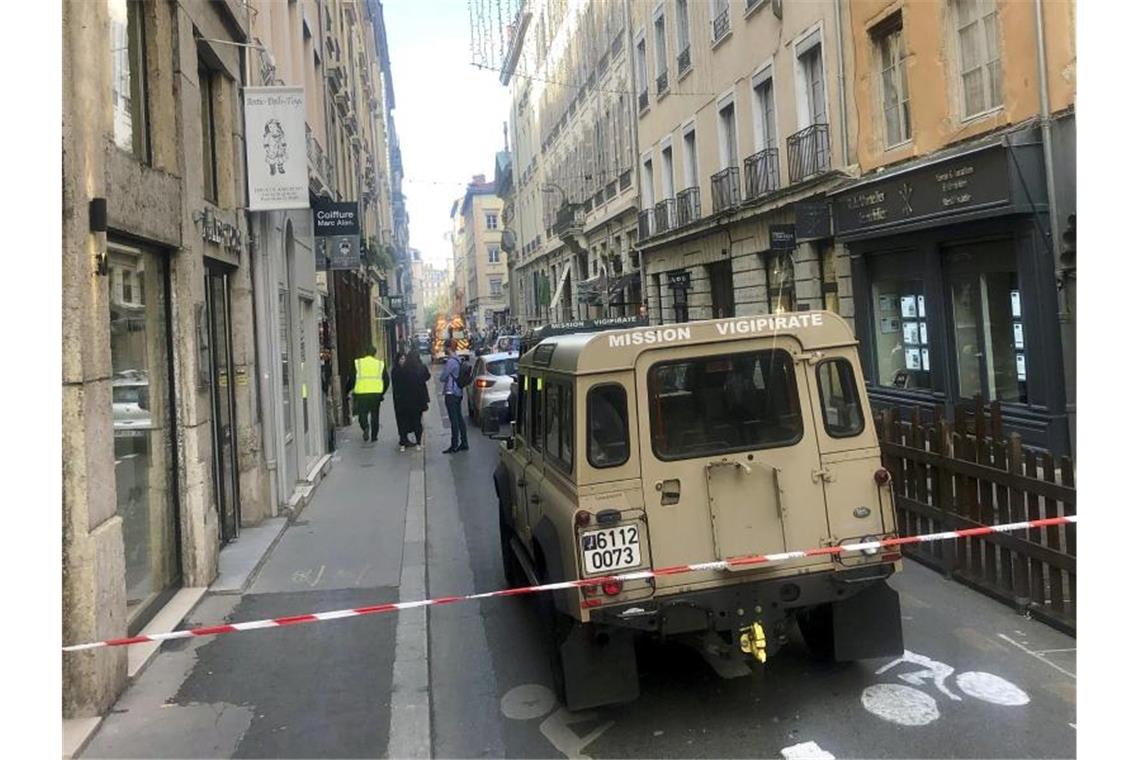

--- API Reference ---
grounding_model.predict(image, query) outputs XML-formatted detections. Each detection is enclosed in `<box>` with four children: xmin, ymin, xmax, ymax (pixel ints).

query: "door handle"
<box><xmin>529</xmin><ymin>493</ymin><xmax>542</xmax><ymax>504</ymax></box>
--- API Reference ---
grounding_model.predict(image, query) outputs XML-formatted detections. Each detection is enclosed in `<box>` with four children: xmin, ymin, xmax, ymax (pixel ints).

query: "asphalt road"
<box><xmin>431</xmin><ymin>382</ymin><xmax>1077</xmax><ymax>759</ymax></box>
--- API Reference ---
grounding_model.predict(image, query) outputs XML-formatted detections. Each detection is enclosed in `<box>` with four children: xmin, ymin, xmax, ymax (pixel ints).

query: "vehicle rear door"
<box><xmin>634</xmin><ymin>338</ymin><xmax>832</xmax><ymax>588</ymax></box>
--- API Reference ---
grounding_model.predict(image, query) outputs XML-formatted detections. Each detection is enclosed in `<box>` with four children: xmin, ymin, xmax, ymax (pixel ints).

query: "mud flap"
<box><xmin>832</xmin><ymin>581</ymin><xmax>904</xmax><ymax>662</ymax></box>
<box><xmin>560</xmin><ymin>625</ymin><xmax>640</xmax><ymax>712</ymax></box>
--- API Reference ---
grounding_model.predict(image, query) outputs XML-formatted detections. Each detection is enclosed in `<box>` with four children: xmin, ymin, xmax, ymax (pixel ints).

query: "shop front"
<box><xmin>204</xmin><ymin>262</ymin><xmax>241</xmax><ymax>542</ymax></box>
<box><xmin>833</xmin><ymin>125</ymin><xmax>1070</xmax><ymax>455</ymax></box>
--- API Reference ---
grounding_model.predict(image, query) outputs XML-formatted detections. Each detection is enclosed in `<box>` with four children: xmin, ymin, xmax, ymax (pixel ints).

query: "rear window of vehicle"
<box><xmin>648</xmin><ymin>349</ymin><xmax>803</xmax><ymax>460</ymax></box>
<box><xmin>486</xmin><ymin>358</ymin><xmax>519</xmax><ymax>376</ymax></box>
<box><xmin>587</xmin><ymin>384</ymin><xmax>629</xmax><ymax>468</ymax></box>
<box><xmin>817</xmin><ymin>359</ymin><xmax>865</xmax><ymax>437</ymax></box>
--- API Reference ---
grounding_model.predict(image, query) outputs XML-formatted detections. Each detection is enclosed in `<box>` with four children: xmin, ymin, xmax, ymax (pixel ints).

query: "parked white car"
<box><xmin>466</xmin><ymin>351</ymin><xmax>518</xmax><ymax>424</ymax></box>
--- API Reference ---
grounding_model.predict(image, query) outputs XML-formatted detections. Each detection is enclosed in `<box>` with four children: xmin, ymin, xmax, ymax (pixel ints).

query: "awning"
<box><xmin>577</xmin><ymin>274</ymin><xmax>605</xmax><ymax>304</ymax></box>
<box><xmin>549</xmin><ymin>262</ymin><xmax>572</xmax><ymax>307</ymax></box>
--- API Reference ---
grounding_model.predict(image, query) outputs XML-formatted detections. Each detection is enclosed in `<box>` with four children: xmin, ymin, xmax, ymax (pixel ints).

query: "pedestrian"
<box><xmin>440</xmin><ymin>339</ymin><xmax>469</xmax><ymax>453</ymax></box>
<box><xmin>345</xmin><ymin>344</ymin><xmax>389</xmax><ymax>443</ymax></box>
<box><xmin>392</xmin><ymin>350</ymin><xmax>430</xmax><ymax>452</ymax></box>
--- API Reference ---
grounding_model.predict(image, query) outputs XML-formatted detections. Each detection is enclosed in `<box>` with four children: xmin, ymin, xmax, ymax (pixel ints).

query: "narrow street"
<box><xmin>81</xmin><ymin>370</ymin><xmax>1076</xmax><ymax>759</ymax></box>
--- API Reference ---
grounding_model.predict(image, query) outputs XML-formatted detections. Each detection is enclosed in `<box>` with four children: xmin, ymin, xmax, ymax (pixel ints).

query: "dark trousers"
<box><xmin>444</xmin><ymin>394</ymin><xmax>467</xmax><ymax>449</ymax></box>
<box><xmin>397</xmin><ymin>408</ymin><xmax>423</xmax><ymax>445</ymax></box>
<box><xmin>355</xmin><ymin>394</ymin><xmax>382</xmax><ymax>440</ymax></box>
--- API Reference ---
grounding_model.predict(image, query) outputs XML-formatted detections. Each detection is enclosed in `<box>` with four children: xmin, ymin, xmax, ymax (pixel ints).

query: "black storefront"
<box><xmin>832</xmin><ymin>124</ymin><xmax>1070</xmax><ymax>455</ymax></box>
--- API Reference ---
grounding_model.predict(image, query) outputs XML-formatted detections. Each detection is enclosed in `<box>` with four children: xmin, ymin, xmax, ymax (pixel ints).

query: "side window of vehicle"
<box><xmin>817</xmin><ymin>359</ymin><xmax>865</xmax><ymax>438</ymax></box>
<box><xmin>529</xmin><ymin>376</ymin><xmax>543</xmax><ymax>451</ymax></box>
<box><xmin>559</xmin><ymin>384</ymin><xmax>573</xmax><ymax>471</ymax></box>
<box><xmin>587</xmin><ymin>384</ymin><xmax>630</xmax><ymax>468</ymax></box>
<box><xmin>516</xmin><ymin>375</ymin><xmax>526</xmax><ymax>440</ymax></box>
<box><xmin>544</xmin><ymin>382</ymin><xmax>560</xmax><ymax>458</ymax></box>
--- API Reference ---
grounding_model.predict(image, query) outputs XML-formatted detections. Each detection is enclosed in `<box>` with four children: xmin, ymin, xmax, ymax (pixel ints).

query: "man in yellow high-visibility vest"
<box><xmin>346</xmin><ymin>344</ymin><xmax>390</xmax><ymax>442</ymax></box>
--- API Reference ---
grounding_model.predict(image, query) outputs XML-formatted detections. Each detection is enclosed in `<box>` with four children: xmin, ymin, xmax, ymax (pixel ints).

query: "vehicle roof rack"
<box><xmin>520</xmin><ymin>315</ymin><xmax>649</xmax><ymax>354</ymax></box>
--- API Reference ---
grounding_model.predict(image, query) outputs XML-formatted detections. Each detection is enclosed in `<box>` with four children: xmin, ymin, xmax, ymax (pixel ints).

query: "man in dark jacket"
<box><xmin>345</xmin><ymin>344</ymin><xmax>390</xmax><ymax>442</ymax></box>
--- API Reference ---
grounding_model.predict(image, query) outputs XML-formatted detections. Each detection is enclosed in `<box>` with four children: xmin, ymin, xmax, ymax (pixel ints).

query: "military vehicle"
<box><xmin>490</xmin><ymin>311</ymin><xmax>903</xmax><ymax>710</ymax></box>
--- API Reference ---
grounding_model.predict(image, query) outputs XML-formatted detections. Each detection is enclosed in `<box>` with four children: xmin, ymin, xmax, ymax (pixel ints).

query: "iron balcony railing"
<box><xmin>638</xmin><ymin>88</ymin><xmax>649</xmax><ymax>111</ymax></box>
<box><xmin>654</xmin><ymin>198</ymin><xmax>675</xmax><ymax>233</ymax></box>
<box><xmin>743</xmin><ymin>147</ymin><xmax>779</xmax><ymax>200</ymax></box>
<box><xmin>787</xmin><ymin>122</ymin><xmax>831</xmax><ymax>184</ymax></box>
<box><xmin>656</xmin><ymin>70</ymin><xmax>668</xmax><ymax>95</ymax></box>
<box><xmin>637</xmin><ymin>208</ymin><xmax>655</xmax><ymax>241</ymax></box>
<box><xmin>677</xmin><ymin>45</ymin><xmax>691</xmax><ymax>75</ymax></box>
<box><xmin>710</xmin><ymin>166</ymin><xmax>741</xmax><ymax>213</ymax></box>
<box><xmin>675</xmin><ymin>186</ymin><xmax>701</xmax><ymax>226</ymax></box>
<box><xmin>712</xmin><ymin>8</ymin><xmax>730</xmax><ymax>43</ymax></box>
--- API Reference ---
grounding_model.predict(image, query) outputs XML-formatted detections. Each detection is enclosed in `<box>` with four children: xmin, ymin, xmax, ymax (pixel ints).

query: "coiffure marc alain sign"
<box><xmin>607</xmin><ymin>313</ymin><xmax>825</xmax><ymax>348</ymax></box>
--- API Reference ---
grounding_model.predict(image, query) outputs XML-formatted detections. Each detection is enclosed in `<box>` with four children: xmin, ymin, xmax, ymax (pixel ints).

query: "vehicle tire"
<box><xmin>535</xmin><ymin>562</ymin><xmax>572</xmax><ymax>705</ymax></box>
<box><xmin>797</xmin><ymin>603</ymin><xmax>836</xmax><ymax>661</ymax></box>
<box><xmin>498</xmin><ymin>511</ymin><xmax>526</xmax><ymax>589</ymax></box>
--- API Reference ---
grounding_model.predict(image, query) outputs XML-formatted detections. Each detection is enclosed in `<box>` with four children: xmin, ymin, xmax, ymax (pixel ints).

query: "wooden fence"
<box><xmin>874</xmin><ymin>398</ymin><xmax>1076</xmax><ymax>636</ymax></box>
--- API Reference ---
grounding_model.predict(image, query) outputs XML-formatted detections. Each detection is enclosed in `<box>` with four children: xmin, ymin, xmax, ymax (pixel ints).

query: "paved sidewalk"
<box><xmin>81</xmin><ymin>400</ymin><xmax>419</xmax><ymax>759</ymax></box>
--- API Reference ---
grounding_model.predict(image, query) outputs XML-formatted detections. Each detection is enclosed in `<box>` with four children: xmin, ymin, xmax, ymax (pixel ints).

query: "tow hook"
<box><xmin>739</xmin><ymin>621</ymin><xmax>767</xmax><ymax>663</ymax></box>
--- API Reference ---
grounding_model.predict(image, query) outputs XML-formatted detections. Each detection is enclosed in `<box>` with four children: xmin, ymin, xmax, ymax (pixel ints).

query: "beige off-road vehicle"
<box><xmin>490</xmin><ymin>312</ymin><xmax>903</xmax><ymax>711</ymax></box>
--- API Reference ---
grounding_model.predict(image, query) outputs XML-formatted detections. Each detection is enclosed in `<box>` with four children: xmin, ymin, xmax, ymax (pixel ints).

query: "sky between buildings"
<box><xmin>383</xmin><ymin>0</ymin><xmax>512</xmax><ymax>269</ymax></box>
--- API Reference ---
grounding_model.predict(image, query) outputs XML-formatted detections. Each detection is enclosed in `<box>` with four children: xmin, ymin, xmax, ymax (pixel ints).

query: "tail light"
<box><xmin>475</xmin><ymin>378</ymin><xmax>493</xmax><ymax>389</ymax></box>
<box><xmin>581</xmin><ymin>583</ymin><xmax>599</xmax><ymax>597</ymax></box>
<box><xmin>602</xmin><ymin>579</ymin><xmax>623</xmax><ymax>596</ymax></box>
<box><xmin>874</xmin><ymin>468</ymin><xmax>891</xmax><ymax>486</ymax></box>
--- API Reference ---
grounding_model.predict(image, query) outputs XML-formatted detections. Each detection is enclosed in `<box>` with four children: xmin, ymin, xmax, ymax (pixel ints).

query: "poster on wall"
<box><xmin>879</xmin><ymin>317</ymin><xmax>900</xmax><ymax>334</ymax></box>
<box><xmin>921</xmin><ymin>348</ymin><xmax>930</xmax><ymax>371</ymax></box>
<box><xmin>917</xmin><ymin>295</ymin><xmax>926</xmax><ymax>318</ymax></box>
<box><xmin>1016</xmin><ymin>353</ymin><xmax>1027</xmax><ymax>381</ymax></box>
<box><xmin>903</xmin><ymin>321</ymin><xmax>920</xmax><ymax>345</ymax></box>
<box><xmin>900</xmin><ymin>295</ymin><xmax>918</xmax><ymax>318</ymax></box>
<box><xmin>1013</xmin><ymin>322</ymin><xmax>1025</xmax><ymax>349</ymax></box>
<box><xmin>1011</xmin><ymin>290</ymin><xmax>1022</xmax><ymax>318</ymax></box>
<box><xmin>878</xmin><ymin>294</ymin><xmax>897</xmax><ymax>315</ymax></box>
<box><xmin>243</xmin><ymin>86</ymin><xmax>309</xmax><ymax>211</ymax></box>
<box><xmin>905</xmin><ymin>348</ymin><xmax>922</xmax><ymax>370</ymax></box>
<box><xmin>919</xmin><ymin>322</ymin><xmax>928</xmax><ymax>345</ymax></box>
<box><xmin>312</xmin><ymin>198</ymin><xmax>361</xmax><ymax>270</ymax></box>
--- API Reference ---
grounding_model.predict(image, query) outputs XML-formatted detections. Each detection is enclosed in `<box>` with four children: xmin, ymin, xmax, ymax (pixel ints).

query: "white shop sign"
<box><xmin>243</xmin><ymin>86</ymin><xmax>309</xmax><ymax>211</ymax></box>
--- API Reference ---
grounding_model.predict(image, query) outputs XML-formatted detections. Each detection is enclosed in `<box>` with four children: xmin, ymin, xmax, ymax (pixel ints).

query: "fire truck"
<box><xmin>431</xmin><ymin>312</ymin><xmax>472</xmax><ymax>364</ymax></box>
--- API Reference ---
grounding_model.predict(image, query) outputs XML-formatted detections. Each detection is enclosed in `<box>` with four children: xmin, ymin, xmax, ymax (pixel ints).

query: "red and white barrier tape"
<box><xmin>62</xmin><ymin>515</ymin><xmax>1075</xmax><ymax>652</ymax></box>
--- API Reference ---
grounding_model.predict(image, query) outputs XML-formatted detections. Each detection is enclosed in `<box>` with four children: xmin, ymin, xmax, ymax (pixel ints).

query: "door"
<box><xmin>206</xmin><ymin>270</ymin><xmax>241</xmax><ymax>543</ymax></box>
<box><xmin>635</xmin><ymin>340</ymin><xmax>831</xmax><ymax>584</ymax></box>
<box><xmin>279</xmin><ymin>289</ymin><xmax>299</xmax><ymax>488</ymax></box>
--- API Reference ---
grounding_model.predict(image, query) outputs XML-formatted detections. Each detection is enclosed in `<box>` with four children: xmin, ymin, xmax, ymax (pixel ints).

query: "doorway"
<box><xmin>205</xmin><ymin>268</ymin><xmax>241</xmax><ymax>543</ymax></box>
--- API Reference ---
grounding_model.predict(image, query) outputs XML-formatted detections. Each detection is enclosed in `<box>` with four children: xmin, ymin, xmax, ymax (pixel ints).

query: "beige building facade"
<box><xmin>630</xmin><ymin>0</ymin><xmax>857</xmax><ymax>329</ymax></box>
<box><xmin>504</xmin><ymin>0</ymin><xmax>643</xmax><ymax>329</ymax></box>
<box><xmin>459</xmin><ymin>178</ymin><xmax>508</xmax><ymax>328</ymax></box>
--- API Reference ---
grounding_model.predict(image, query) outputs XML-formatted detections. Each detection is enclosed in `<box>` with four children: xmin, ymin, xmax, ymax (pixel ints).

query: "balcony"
<box><xmin>305</xmin><ymin>122</ymin><xmax>334</xmax><ymax>189</ymax></box>
<box><xmin>675</xmin><ymin>186</ymin><xmax>701</xmax><ymax>226</ymax></box>
<box><xmin>787</xmin><ymin>123</ymin><xmax>831</xmax><ymax>184</ymax></box>
<box><xmin>710</xmin><ymin>167</ymin><xmax>741</xmax><ymax>213</ymax></box>
<box><xmin>653</xmin><ymin>199</ymin><xmax>675</xmax><ymax>233</ymax></box>
<box><xmin>553</xmin><ymin>203</ymin><xmax>585</xmax><ymax>237</ymax></box>
<box><xmin>712</xmin><ymin>8</ymin><xmax>730</xmax><ymax>44</ymax></box>
<box><xmin>743</xmin><ymin>147</ymin><xmax>779</xmax><ymax>200</ymax></box>
<box><xmin>656</xmin><ymin>70</ymin><xmax>668</xmax><ymax>96</ymax></box>
<box><xmin>677</xmin><ymin>46</ymin><xmax>691</xmax><ymax>76</ymax></box>
<box><xmin>637</xmin><ymin>209</ymin><xmax>655</xmax><ymax>241</ymax></box>
<box><xmin>638</xmin><ymin>88</ymin><xmax>649</xmax><ymax>112</ymax></box>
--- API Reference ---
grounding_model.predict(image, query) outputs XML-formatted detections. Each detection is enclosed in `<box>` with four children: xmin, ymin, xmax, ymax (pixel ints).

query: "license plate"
<box><xmin>581</xmin><ymin>525</ymin><xmax>642</xmax><ymax>575</ymax></box>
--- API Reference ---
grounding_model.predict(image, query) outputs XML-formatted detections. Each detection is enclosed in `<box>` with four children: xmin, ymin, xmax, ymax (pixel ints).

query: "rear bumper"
<box><xmin>591</xmin><ymin>563</ymin><xmax>896</xmax><ymax>635</ymax></box>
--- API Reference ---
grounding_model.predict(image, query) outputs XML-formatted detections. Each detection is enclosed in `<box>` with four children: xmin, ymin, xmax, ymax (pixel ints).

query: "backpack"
<box><xmin>457</xmin><ymin>360</ymin><xmax>474</xmax><ymax>389</ymax></box>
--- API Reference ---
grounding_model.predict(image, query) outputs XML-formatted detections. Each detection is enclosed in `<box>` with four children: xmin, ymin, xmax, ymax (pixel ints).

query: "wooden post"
<box><xmin>1042</xmin><ymin>453</ymin><xmax>1064</xmax><ymax>614</ymax></box>
<box><xmin>993</xmin><ymin>439</ymin><xmax>1014</xmax><ymax>595</ymax></box>
<box><xmin>936</xmin><ymin>420</ymin><xmax>956</xmax><ymax>575</ymax></box>
<box><xmin>1025</xmin><ymin>449</ymin><xmax>1046</xmax><ymax>607</ymax></box>
<box><xmin>1008</xmin><ymin>434</ymin><xmax>1030</xmax><ymax>606</ymax></box>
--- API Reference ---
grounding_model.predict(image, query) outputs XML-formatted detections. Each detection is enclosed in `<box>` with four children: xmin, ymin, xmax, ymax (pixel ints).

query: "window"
<box><xmin>712</xmin><ymin>0</ymin><xmax>730</xmax><ymax>43</ymax></box>
<box><xmin>766</xmin><ymin>251</ymin><xmax>796</xmax><ymax>314</ymax></box>
<box><xmin>818</xmin><ymin>242</ymin><xmax>840</xmax><ymax>314</ymax></box>
<box><xmin>588</xmin><ymin>384</ymin><xmax>630</xmax><ymax>468</ymax></box>
<box><xmin>199</xmin><ymin>62</ymin><xmax>218</xmax><ymax>203</ymax></box>
<box><xmin>527</xmin><ymin>376</ymin><xmax>543</xmax><ymax>451</ymax></box>
<box><xmin>490</xmin><ymin>278</ymin><xmax>503</xmax><ymax>297</ymax></box>
<box><xmin>870</xmin><ymin>268</ymin><xmax>932</xmax><ymax>389</ymax></box>
<box><xmin>954</xmin><ymin>0</ymin><xmax>1002</xmax><ymax>118</ymax></box>
<box><xmin>682</xmin><ymin>127</ymin><xmax>698</xmax><ymax>188</ymax></box>
<box><xmin>653</xmin><ymin>9</ymin><xmax>668</xmax><ymax>92</ymax></box>
<box><xmin>875</xmin><ymin>15</ymin><xmax>910</xmax><ymax>146</ymax></box>
<box><xmin>661</xmin><ymin>145</ymin><xmax>675</xmax><ymax>200</ymax></box>
<box><xmin>635</xmin><ymin>37</ymin><xmax>649</xmax><ymax>106</ymax></box>
<box><xmin>817</xmin><ymin>360</ymin><xmax>865</xmax><ymax>438</ymax></box>
<box><xmin>486</xmin><ymin>358</ymin><xmax>518</xmax><ymax>376</ymax></box>
<box><xmin>544</xmin><ymin>382</ymin><xmax>573</xmax><ymax>472</ymax></box>
<box><xmin>488</xmin><ymin>246</ymin><xmax>501</xmax><ymax>264</ymax></box>
<box><xmin>110</xmin><ymin>0</ymin><xmax>149</xmax><ymax>161</ymax></box>
<box><xmin>486</xmin><ymin>213</ymin><xmax>499</xmax><ymax>229</ymax></box>
<box><xmin>676</xmin><ymin>0</ymin><xmax>691</xmax><ymax>72</ymax></box>
<box><xmin>718</xmin><ymin>100</ymin><xmax>739</xmax><ymax>169</ymax></box>
<box><xmin>648</xmin><ymin>350</ymin><xmax>804</xmax><ymax>460</ymax></box>
<box><xmin>752</xmin><ymin>70</ymin><xmax>777</xmax><ymax>152</ymax></box>
<box><xmin>796</xmin><ymin>33</ymin><xmax>827</xmax><ymax>127</ymax></box>
<box><xmin>641</xmin><ymin>157</ymin><xmax>655</xmax><ymax>207</ymax></box>
<box><xmin>945</xmin><ymin>241</ymin><xmax>1026</xmax><ymax>403</ymax></box>
<box><xmin>708</xmin><ymin>259</ymin><xmax>735</xmax><ymax>318</ymax></box>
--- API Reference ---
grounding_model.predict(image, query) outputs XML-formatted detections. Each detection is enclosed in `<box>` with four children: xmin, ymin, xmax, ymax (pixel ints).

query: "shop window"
<box><xmin>871</xmin><ymin>275</ymin><xmax>933</xmax><ymax>389</ymax></box>
<box><xmin>766</xmin><ymin>251</ymin><xmax>796</xmax><ymax>314</ymax></box>
<box><xmin>199</xmin><ymin>61</ymin><xmax>219</xmax><ymax>203</ymax></box>
<box><xmin>946</xmin><ymin>243</ymin><xmax>1026</xmax><ymax>403</ymax></box>
<box><xmin>110</xmin><ymin>0</ymin><xmax>150</xmax><ymax>162</ymax></box>
<box><xmin>648</xmin><ymin>350</ymin><xmax>804</xmax><ymax>461</ymax></box>
<box><xmin>588</xmin><ymin>384</ymin><xmax>629</xmax><ymax>468</ymax></box>
<box><xmin>108</xmin><ymin>243</ymin><xmax>179</xmax><ymax>628</ymax></box>
<box><xmin>817</xmin><ymin>359</ymin><xmax>865</xmax><ymax>438</ymax></box>
<box><xmin>708</xmin><ymin>259</ymin><xmax>735</xmax><ymax>318</ymax></box>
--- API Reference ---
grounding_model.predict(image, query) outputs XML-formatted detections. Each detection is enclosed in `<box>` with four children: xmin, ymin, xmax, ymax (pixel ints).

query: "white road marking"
<box><xmin>500</xmin><ymin>683</ymin><xmax>614</xmax><ymax>759</ymax></box>
<box><xmin>1069</xmin><ymin>723</ymin><xmax>1077</xmax><ymax>730</ymax></box>
<box><xmin>875</xmin><ymin>650</ymin><xmax>961</xmax><ymax>701</ymax></box>
<box><xmin>955</xmin><ymin>671</ymin><xmax>1030</xmax><ymax>706</ymax></box>
<box><xmin>861</xmin><ymin>684</ymin><xmax>940</xmax><ymax>726</ymax></box>
<box><xmin>997</xmin><ymin>633</ymin><xmax>1076</xmax><ymax>679</ymax></box>
<box><xmin>780</xmin><ymin>740</ymin><xmax>836</xmax><ymax>759</ymax></box>
<box><xmin>310</xmin><ymin>564</ymin><xmax>326</xmax><ymax>587</ymax></box>
<box><xmin>501</xmin><ymin>684</ymin><xmax>557</xmax><ymax>721</ymax></box>
<box><xmin>1033</xmin><ymin>647</ymin><xmax>1076</xmax><ymax>655</ymax></box>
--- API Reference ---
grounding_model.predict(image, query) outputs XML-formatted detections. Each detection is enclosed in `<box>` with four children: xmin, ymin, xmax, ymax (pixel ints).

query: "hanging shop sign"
<box><xmin>667</xmin><ymin>270</ymin><xmax>691</xmax><ymax>289</ymax></box>
<box><xmin>243</xmin><ymin>86</ymin><xmax>309</xmax><ymax>211</ymax></box>
<box><xmin>769</xmin><ymin>224</ymin><xmax>797</xmax><ymax>250</ymax></box>
<box><xmin>795</xmin><ymin>202</ymin><xmax>831</xmax><ymax>239</ymax></box>
<box><xmin>312</xmin><ymin>198</ymin><xmax>360</xmax><ymax>271</ymax></box>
